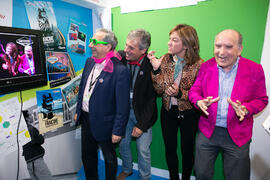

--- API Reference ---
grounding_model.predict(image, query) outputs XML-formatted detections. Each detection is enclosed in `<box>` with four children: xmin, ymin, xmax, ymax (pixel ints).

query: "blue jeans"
<box><xmin>119</xmin><ymin>109</ymin><xmax>152</xmax><ymax>180</ymax></box>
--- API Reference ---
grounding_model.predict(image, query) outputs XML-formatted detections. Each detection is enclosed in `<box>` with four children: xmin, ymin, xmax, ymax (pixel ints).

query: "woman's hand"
<box><xmin>148</xmin><ymin>50</ymin><xmax>162</xmax><ymax>71</ymax></box>
<box><xmin>165</xmin><ymin>83</ymin><xmax>179</xmax><ymax>96</ymax></box>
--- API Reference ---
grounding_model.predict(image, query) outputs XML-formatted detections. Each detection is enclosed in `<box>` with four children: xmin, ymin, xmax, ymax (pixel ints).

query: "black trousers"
<box><xmin>81</xmin><ymin>111</ymin><xmax>117</xmax><ymax>180</ymax></box>
<box><xmin>161</xmin><ymin>106</ymin><xmax>199</xmax><ymax>180</ymax></box>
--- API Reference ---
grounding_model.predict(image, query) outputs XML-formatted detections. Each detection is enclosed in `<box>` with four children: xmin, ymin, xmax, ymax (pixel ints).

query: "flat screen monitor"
<box><xmin>0</xmin><ymin>26</ymin><xmax>47</xmax><ymax>94</ymax></box>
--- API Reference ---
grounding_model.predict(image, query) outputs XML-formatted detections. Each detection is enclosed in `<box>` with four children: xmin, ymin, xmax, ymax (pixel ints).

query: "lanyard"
<box><xmin>88</xmin><ymin>65</ymin><xmax>101</xmax><ymax>92</ymax></box>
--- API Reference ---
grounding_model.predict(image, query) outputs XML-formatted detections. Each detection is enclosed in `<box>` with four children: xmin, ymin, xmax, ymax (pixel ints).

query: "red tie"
<box><xmin>128</xmin><ymin>54</ymin><xmax>146</xmax><ymax>66</ymax></box>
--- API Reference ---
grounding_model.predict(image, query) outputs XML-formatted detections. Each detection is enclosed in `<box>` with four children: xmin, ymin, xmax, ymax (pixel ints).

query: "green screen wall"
<box><xmin>112</xmin><ymin>0</ymin><xmax>269</xmax><ymax>179</ymax></box>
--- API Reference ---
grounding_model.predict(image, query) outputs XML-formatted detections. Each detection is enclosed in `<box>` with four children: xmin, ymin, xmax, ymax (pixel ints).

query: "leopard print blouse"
<box><xmin>151</xmin><ymin>53</ymin><xmax>203</xmax><ymax>111</ymax></box>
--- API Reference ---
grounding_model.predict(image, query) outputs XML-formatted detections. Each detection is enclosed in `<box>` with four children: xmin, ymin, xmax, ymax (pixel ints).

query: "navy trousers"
<box><xmin>81</xmin><ymin>111</ymin><xmax>117</xmax><ymax>180</ymax></box>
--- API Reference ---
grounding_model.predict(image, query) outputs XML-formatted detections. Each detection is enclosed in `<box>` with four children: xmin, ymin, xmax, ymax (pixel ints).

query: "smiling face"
<box><xmin>214</xmin><ymin>30</ymin><xmax>243</xmax><ymax>72</ymax></box>
<box><xmin>124</xmin><ymin>37</ymin><xmax>146</xmax><ymax>61</ymax></box>
<box><xmin>89</xmin><ymin>31</ymin><xmax>111</xmax><ymax>59</ymax></box>
<box><xmin>25</xmin><ymin>46</ymin><xmax>33</xmax><ymax>59</ymax></box>
<box><xmin>168</xmin><ymin>31</ymin><xmax>186</xmax><ymax>58</ymax></box>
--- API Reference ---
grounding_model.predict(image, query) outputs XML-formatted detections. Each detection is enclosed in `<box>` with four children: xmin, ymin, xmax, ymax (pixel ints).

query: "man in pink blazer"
<box><xmin>18</xmin><ymin>45</ymin><xmax>35</xmax><ymax>75</ymax></box>
<box><xmin>189</xmin><ymin>29</ymin><xmax>268</xmax><ymax>180</ymax></box>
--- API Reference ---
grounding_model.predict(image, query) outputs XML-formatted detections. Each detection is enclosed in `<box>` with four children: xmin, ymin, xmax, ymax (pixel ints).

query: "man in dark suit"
<box><xmin>74</xmin><ymin>28</ymin><xmax>130</xmax><ymax>180</ymax></box>
<box><xmin>117</xmin><ymin>29</ymin><xmax>157</xmax><ymax>180</ymax></box>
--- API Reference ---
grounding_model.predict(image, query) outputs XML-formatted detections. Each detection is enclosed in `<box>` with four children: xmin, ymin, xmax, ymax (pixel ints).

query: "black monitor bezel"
<box><xmin>0</xmin><ymin>26</ymin><xmax>47</xmax><ymax>95</ymax></box>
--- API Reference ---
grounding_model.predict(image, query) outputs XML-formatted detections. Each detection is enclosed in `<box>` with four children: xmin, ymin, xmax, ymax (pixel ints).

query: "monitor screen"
<box><xmin>0</xmin><ymin>26</ymin><xmax>47</xmax><ymax>94</ymax></box>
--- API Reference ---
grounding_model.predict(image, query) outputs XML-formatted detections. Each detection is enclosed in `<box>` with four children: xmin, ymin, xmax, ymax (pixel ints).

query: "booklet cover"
<box><xmin>36</xmin><ymin>88</ymin><xmax>64</xmax><ymax>134</ymax></box>
<box><xmin>61</xmin><ymin>74</ymin><xmax>81</xmax><ymax>111</ymax></box>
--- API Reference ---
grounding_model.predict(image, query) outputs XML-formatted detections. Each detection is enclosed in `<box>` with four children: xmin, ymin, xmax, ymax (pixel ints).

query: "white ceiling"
<box><xmin>61</xmin><ymin>0</ymin><xmax>121</xmax><ymax>9</ymax></box>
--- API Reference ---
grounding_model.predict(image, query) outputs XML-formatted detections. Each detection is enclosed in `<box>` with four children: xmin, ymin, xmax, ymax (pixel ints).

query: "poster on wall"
<box><xmin>0</xmin><ymin>0</ymin><xmax>12</xmax><ymax>27</ymax></box>
<box><xmin>22</xmin><ymin>97</ymin><xmax>78</xmax><ymax>139</ymax></box>
<box><xmin>67</xmin><ymin>18</ymin><xmax>87</xmax><ymax>55</ymax></box>
<box><xmin>61</xmin><ymin>74</ymin><xmax>81</xmax><ymax>111</ymax></box>
<box><xmin>46</xmin><ymin>51</ymin><xmax>76</xmax><ymax>88</ymax></box>
<box><xmin>0</xmin><ymin>97</ymin><xmax>31</xmax><ymax>157</ymax></box>
<box><xmin>24</xmin><ymin>0</ymin><xmax>66</xmax><ymax>51</ymax></box>
<box><xmin>36</xmin><ymin>88</ymin><xmax>64</xmax><ymax>134</ymax></box>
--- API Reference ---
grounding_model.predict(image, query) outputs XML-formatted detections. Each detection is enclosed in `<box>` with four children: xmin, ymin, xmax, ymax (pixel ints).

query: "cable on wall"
<box><xmin>16</xmin><ymin>91</ymin><xmax>23</xmax><ymax>180</ymax></box>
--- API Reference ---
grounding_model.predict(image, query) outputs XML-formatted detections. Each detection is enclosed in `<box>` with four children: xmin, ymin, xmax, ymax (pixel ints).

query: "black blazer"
<box><xmin>119</xmin><ymin>50</ymin><xmax>157</xmax><ymax>132</ymax></box>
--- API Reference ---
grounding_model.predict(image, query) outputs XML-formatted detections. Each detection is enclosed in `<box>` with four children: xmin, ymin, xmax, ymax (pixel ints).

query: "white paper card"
<box><xmin>262</xmin><ymin>115</ymin><xmax>270</xmax><ymax>134</ymax></box>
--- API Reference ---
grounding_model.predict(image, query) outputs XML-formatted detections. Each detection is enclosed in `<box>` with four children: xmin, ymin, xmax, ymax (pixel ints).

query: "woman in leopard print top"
<box><xmin>148</xmin><ymin>24</ymin><xmax>203</xmax><ymax>180</ymax></box>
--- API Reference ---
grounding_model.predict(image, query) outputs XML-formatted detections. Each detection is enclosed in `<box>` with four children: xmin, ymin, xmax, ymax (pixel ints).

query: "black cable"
<box><xmin>16</xmin><ymin>91</ymin><xmax>23</xmax><ymax>180</ymax></box>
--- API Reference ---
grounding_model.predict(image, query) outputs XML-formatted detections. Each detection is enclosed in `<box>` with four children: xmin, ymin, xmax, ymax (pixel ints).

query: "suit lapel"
<box><xmin>211</xmin><ymin>61</ymin><xmax>219</xmax><ymax>116</ymax></box>
<box><xmin>81</xmin><ymin>60</ymin><xmax>95</xmax><ymax>93</ymax></box>
<box><xmin>230</xmin><ymin>57</ymin><xmax>243</xmax><ymax>100</ymax></box>
<box><xmin>228</xmin><ymin>57</ymin><xmax>242</xmax><ymax>121</ymax></box>
<box><xmin>92</xmin><ymin>70</ymin><xmax>106</xmax><ymax>94</ymax></box>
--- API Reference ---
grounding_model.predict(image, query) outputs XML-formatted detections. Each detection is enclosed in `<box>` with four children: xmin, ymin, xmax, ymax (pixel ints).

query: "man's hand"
<box><xmin>2</xmin><ymin>63</ymin><xmax>8</xmax><ymax>70</ymax></box>
<box><xmin>227</xmin><ymin>98</ymin><xmax>248</xmax><ymax>121</ymax></box>
<box><xmin>132</xmin><ymin>127</ymin><xmax>143</xmax><ymax>138</ymax></box>
<box><xmin>148</xmin><ymin>50</ymin><xmax>162</xmax><ymax>71</ymax></box>
<box><xmin>112</xmin><ymin>134</ymin><xmax>122</xmax><ymax>143</ymax></box>
<box><xmin>197</xmin><ymin>96</ymin><xmax>220</xmax><ymax>116</ymax></box>
<box><xmin>165</xmin><ymin>83</ymin><xmax>179</xmax><ymax>97</ymax></box>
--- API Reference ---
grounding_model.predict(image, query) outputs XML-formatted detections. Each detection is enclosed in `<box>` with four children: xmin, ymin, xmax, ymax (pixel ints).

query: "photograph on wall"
<box><xmin>24</xmin><ymin>0</ymin><xmax>66</xmax><ymax>51</ymax></box>
<box><xmin>61</xmin><ymin>74</ymin><xmax>81</xmax><ymax>111</ymax></box>
<box><xmin>36</xmin><ymin>88</ymin><xmax>64</xmax><ymax>134</ymax></box>
<box><xmin>67</xmin><ymin>18</ymin><xmax>87</xmax><ymax>55</ymax></box>
<box><xmin>0</xmin><ymin>0</ymin><xmax>13</xmax><ymax>27</ymax></box>
<box><xmin>0</xmin><ymin>97</ymin><xmax>31</xmax><ymax>157</ymax></box>
<box><xmin>46</xmin><ymin>51</ymin><xmax>75</xmax><ymax>88</ymax></box>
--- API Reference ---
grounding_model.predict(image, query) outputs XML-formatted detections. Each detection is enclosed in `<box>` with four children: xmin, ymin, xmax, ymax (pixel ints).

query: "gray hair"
<box><xmin>127</xmin><ymin>29</ymin><xmax>151</xmax><ymax>51</ymax></box>
<box><xmin>236</xmin><ymin>30</ymin><xmax>243</xmax><ymax>47</ymax></box>
<box><xmin>96</xmin><ymin>28</ymin><xmax>118</xmax><ymax>50</ymax></box>
<box><xmin>24</xmin><ymin>45</ymin><xmax>32</xmax><ymax>51</ymax></box>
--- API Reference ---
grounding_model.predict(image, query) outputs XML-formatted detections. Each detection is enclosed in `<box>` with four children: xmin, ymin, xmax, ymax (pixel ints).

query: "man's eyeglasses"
<box><xmin>89</xmin><ymin>38</ymin><xmax>109</xmax><ymax>45</ymax></box>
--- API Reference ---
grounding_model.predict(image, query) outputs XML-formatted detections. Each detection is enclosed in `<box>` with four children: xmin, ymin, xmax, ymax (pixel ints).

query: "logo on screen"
<box><xmin>16</xmin><ymin>36</ymin><xmax>34</xmax><ymax>46</ymax></box>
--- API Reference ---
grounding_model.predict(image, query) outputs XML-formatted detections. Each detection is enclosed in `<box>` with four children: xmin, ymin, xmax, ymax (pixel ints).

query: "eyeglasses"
<box><xmin>89</xmin><ymin>38</ymin><xmax>109</xmax><ymax>45</ymax></box>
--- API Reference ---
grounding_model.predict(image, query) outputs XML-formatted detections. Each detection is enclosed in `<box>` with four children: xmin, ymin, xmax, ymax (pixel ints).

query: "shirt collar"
<box><xmin>217</xmin><ymin>56</ymin><xmax>239</xmax><ymax>73</ymax></box>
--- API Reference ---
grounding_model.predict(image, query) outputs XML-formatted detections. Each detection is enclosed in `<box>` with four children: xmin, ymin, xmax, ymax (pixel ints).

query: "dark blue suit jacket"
<box><xmin>76</xmin><ymin>57</ymin><xmax>130</xmax><ymax>141</ymax></box>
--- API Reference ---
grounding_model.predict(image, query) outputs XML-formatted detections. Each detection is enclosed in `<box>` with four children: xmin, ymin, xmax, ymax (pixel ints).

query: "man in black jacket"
<box><xmin>22</xmin><ymin>110</ymin><xmax>53</xmax><ymax>180</ymax></box>
<box><xmin>117</xmin><ymin>29</ymin><xmax>157</xmax><ymax>180</ymax></box>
